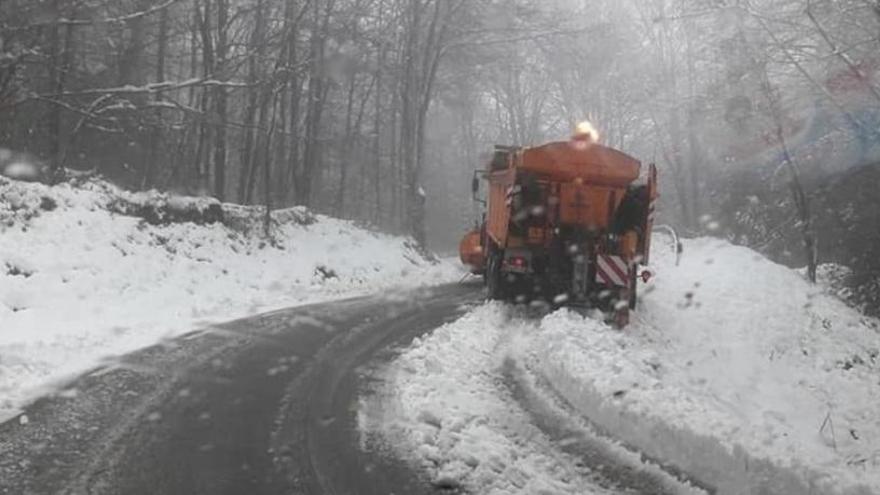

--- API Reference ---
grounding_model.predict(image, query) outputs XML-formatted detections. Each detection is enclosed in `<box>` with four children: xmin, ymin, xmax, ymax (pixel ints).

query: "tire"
<box><xmin>486</xmin><ymin>250</ymin><xmax>505</xmax><ymax>300</ymax></box>
<box><xmin>614</xmin><ymin>306</ymin><xmax>630</xmax><ymax>329</ymax></box>
<box><xmin>628</xmin><ymin>268</ymin><xmax>638</xmax><ymax>310</ymax></box>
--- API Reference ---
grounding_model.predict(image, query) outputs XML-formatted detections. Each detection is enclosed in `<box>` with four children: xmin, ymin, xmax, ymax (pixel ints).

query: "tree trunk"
<box><xmin>212</xmin><ymin>0</ymin><xmax>229</xmax><ymax>201</ymax></box>
<box><xmin>46</xmin><ymin>0</ymin><xmax>65</xmax><ymax>179</ymax></box>
<box><xmin>284</xmin><ymin>2</ymin><xmax>303</xmax><ymax>205</ymax></box>
<box><xmin>145</xmin><ymin>5</ymin><xmax>169</xmax><ymax>189</ymax></box>
<box><xmin>373</xmin><ymin>41</ymin><xmax>385</xmax><ymax>225</ymax></box>
<box><xmin>263</xmin><ymin>91</ymin><xmax>280</xmax><ymax>237</ymax></box>
<box><xmin>246</xmin><ymin>86</ymin><xmax>272</xmax><ymax>203</ymax></box>
<box><xmin>335</xmin><ymin>74</ymin><xmax>358</xmax><ymax>216</ymax></box>
<box><xmin>195</xmin><ymin>0</ymin><xmax>215</xmax><ymax>192</ymax></box>
<box><xmin>238</xmin><ymin>0</ymin><xmax>265</xmax><ymax>203</ymax></box>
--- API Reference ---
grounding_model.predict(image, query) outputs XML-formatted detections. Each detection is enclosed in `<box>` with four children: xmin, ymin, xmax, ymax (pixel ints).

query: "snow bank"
<box><xmin>360</xmin><ymin>304</ymin><xmax>619</xmax><ymax>495</ymax></box>
<box><xmin>0</xmin><ymin>176</ymin><xmax>460</xmax><ymax>421</ymax></box>
<box><xmin>367</xmin><ymin>235</ymin><xmax>878</xmax><ymax>494</ymax></box>
<box><xmin>529</xmin><ymin>238</ymin><xmax>880</xmax><ymax>494</ymax></box>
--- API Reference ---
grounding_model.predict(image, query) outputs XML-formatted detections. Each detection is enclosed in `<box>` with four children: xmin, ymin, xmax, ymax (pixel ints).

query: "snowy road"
<box><xmin>0</xmin><ymin>280</ymin><xmax>698</xmax><ymax>495</ymax></box>
<box><xmin>0</xmin><ymin>283</ymin><xmax>479</xmax><ymax>494</ymax></box>
<box><xmin>7</xmin><ymin>248</ymin><xmax>870</xmax><ymax>495</ymax></box>
<box><xmin>358</xmin><ymin>303</ymin><xmax>707</xmax><ymax>495</ymax></box>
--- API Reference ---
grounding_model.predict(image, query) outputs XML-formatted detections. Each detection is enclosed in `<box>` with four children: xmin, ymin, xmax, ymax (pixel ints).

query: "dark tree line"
<box><xmin>0</xmin><ymin>0</ymin><xmax>475</xmax><ymax>245</ymax></box>
<box><xmin>2</xmin><ymin>0</ymin><xmax>878</xmax><ymax>259</ymax></box>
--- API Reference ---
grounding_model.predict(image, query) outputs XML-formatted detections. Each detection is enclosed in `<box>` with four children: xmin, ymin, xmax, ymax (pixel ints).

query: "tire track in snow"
<box><xmin>362</xmin><ymin>303</ymin><xmax>709</xmax><ymax>495</ymax></box>
<box><xmin>0</xmin><ymin>284</ymin><xmax>479</xmax><ymax>495</ymax></box>
<box><xmin>502</xmin><ymin>356</ymin><xmax>711</xmax><ymax>495</ymax></box>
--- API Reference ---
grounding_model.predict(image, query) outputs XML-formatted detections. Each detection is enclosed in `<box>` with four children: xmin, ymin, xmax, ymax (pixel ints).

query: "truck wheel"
<box><xmin>614</xmin><ymin>307</ymin><xmax>630</xmax><ymax>329</ymax></box>
<box><xmin>628</xmin><ymin>268</ymin><xmax>638</xmax><ymax>310</ymax></box>
<box><xmin>486</xmin><ymin>252</ymin><xmax>505</xmax><ymax>300</ymax></box>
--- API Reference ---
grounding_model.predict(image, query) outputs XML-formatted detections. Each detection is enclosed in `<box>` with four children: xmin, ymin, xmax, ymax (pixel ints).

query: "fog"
<box><xmin>2</xmin><ymin>4</ymin><xmax>880</xmax><ymax>491</ymax></box>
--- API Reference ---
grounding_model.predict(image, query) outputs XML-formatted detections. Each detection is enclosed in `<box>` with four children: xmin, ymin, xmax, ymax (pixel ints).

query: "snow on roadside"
<box><xmin>359</xmin><ymin>304</ymin><xmax>621</xmax><ymax>495</ymax></box>
<box><xmin>0</xmin><ymin>177</ymin><xmax>460</xmax><ymax>421</ymax></box>
<box><xmin>366</xmin><ymin>235</ymin><xmax>879</xmax><ymax>495</ymax></box>
<box><xmin>527</xmin><ymin>238</ymin><xmax>880</xmax><ymax>495</ymax></box>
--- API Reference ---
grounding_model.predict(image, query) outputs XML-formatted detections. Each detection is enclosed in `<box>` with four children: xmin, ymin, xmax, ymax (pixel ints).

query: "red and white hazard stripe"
<box><xmin>595</xmin><ymin>254</ymin><xmax>629</xmax><ymax>287</ymax></box>
<box><xmin>648</xmin><ymin>198</ymin><xmax>656</xmax><ymax>223</ymax></box>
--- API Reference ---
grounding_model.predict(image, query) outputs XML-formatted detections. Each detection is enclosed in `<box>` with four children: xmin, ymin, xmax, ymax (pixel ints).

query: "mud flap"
<box><xmin>614</xmin><ymin>274</ymin><xmax>634</xmax><ymax>328</ymax></box>
<box><xmin>593</xmin><ymin>256</ymin><xmax>634</xmax><ymax>329</ymax></box>
<box><xmin>571</xmin><ymin>253</ymin><xmax>589</xmax><ymax>302</ymax></box>
<box><xmin>613</xmin><ymin>304</ymin><xmax>630</xmax><ymax>329</ymax></box>
<box><xmin>486</xmin><ymin>250</ymin><xmax>505</xmax><ymax>300</ymax></box>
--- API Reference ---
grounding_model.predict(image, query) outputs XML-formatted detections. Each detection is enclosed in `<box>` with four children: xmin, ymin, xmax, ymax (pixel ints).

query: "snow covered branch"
<box><xmin>39</xmin><ymin>78</ymin><xmax>252</xmax><ymax>98</ymax></box>
<box><xmin>13</xmin><ymin>0</ymin><xmax>180</xmax><ymax>28</ymax></box>
<box><xmin>804</xmin><ymin>0</ymin><xmax>880</xmax><ymax>105</ymax></box>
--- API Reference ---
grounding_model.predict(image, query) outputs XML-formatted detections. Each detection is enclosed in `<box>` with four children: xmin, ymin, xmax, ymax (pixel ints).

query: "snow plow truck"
<box><xmin>459</xmin><ymin>124</ymin><xmax>658</xmax><ymax>327</ymax></box>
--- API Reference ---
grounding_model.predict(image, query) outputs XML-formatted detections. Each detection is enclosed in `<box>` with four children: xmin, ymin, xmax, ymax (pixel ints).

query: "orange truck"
<box><xmin>459</xmin><ymin>127</ymin><xmax>658</xmax><ymax>327</ymax></box>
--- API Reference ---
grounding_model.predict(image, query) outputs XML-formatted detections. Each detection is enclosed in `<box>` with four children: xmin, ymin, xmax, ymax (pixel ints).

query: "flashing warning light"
<box><xmin>573</xmin><ymin>121</ymin><xmax>600</xmax><ymax>143</ymax></box>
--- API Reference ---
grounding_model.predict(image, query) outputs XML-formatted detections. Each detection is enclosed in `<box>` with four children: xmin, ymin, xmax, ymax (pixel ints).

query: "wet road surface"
<box><xmin>0</xmin><ymin>283</ymin><xmax>479</xmax><ymax>495</ymax></box>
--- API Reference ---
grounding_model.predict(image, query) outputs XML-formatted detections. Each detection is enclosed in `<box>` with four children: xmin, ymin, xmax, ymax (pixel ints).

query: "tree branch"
<box><xmin>18</xmin><ymin>0</ymin><xmax>181</xmax><ymax>28</ymax></box>
<box><xmin>805</xmin><ymin>0</ymin><xmax>880</xmax><ymax>104</ymax></box>
<box><xmin>744</xmin><ymin>6</ymin><xmax>876</xmax><ymax>138</ymax></box>
<box><xmin>38</xmin><ymin>78</ymin><xmax>252</xmax><ymax>98</ymax></box>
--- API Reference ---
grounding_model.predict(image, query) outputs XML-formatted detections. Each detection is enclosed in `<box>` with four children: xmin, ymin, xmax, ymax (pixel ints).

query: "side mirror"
<box><xmin>471</xmin><ymin>176</ymin><xmax>480</xmax><ymax>195</ymax></box>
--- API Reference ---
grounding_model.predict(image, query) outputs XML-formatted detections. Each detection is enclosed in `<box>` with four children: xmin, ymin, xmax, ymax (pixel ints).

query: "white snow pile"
<box><xmin>530</xmin><ymin>238</ymin><xmax>880</xmax><ymax>495</ymax></box>
<box><xmin>367</xmin><ymin>237</ymin><xmax>879</xmax><ymax>495</ymax></box>
<box><xmin>359</xmin><ymin>304</ymin><xmax>622</xmax><ymax>495</ymax></box>
<box><xmin>0</xmin><ymin>176</ymin><xmax>460</xmax><ymax>421</ymax></box>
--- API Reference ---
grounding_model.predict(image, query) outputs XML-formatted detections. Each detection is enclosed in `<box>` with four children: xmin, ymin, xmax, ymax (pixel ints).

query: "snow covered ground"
<box><xmin>0</xmin><ymin>176</ymin><xmax>460</xmax><ymax>421</ymax></box>
<box><xmin>359</xmin><ymin>303</ymin><xmax>704</xmax><ymax>495</ymax></box>
<box><xmin>364</xmin><ymin>237</ymin><xmax>880</xmax><ymax>495</ymax></box>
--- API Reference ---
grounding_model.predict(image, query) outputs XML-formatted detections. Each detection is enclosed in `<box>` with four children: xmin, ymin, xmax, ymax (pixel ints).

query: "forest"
<box><xmin>1</xmin><ymin>0</ymin><xmax>878</xmax><ymax>307</ymax></box>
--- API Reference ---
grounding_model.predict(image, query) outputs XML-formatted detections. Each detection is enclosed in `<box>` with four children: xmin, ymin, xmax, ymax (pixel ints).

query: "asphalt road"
<box><xmin>0</xmin><ymin>282</ymin><xmax>480</xmax><ymax>495</ymax></box>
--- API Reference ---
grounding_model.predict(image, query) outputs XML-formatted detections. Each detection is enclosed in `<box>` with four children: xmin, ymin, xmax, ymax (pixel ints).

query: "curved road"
<box><xmin>0</xmin><ymin>283</ymin><xmax>480</xmax><ymax>495</ymax></box>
